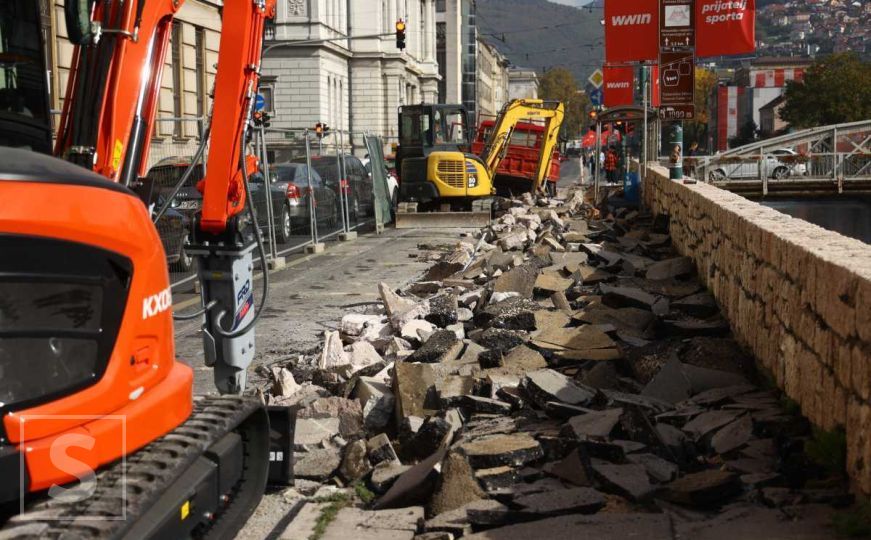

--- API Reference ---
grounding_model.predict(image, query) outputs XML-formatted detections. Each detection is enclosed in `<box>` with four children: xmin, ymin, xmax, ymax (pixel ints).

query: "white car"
<box><xmin>709</xmin><ymin>147</ymin><xmax>808</xmax><ymax>181</ymax></box>
<box><xmin>361</xmin><ymin>156</ymin><xmax>398</xmax><ymax>208</ymax></box>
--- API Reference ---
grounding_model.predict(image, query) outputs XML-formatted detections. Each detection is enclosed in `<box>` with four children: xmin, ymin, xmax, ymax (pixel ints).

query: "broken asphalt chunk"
<box><xmin>459</xmin><ymin>433</ymin><xmax>544</xmax><ymax>469</ymax></box>
<box><xmin>521</xmin><ymin>369</ymin><xmax>596</xmax><ymax>408</ymax></box>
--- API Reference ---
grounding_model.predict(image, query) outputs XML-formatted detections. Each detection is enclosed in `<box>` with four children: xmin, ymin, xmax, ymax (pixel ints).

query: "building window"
<box><xmin>436</xmin><ymin>0</ymin><xmax>445</xmax><ymax>12</ymax></box>
<box><xmin>195</xmin><ymin>27</ymin><xmax>207</xmax><ymax>118</ymax></box>
<box><xmin>170</xmin><ymin>22</ymin><xmax>183</xmax><ymax>136</ymax></box>
<box><xmin>258</xmin><ymin>85</ymin><xmax>274</xmax><ymax>114</ymax></box>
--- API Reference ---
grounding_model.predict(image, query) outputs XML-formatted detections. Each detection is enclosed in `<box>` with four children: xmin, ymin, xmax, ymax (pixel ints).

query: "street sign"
<box><xmin>254</xmin><ymin>93</ymin><xmax>266</xmax><ymax>111</ymax></box>
<box><xmin>589</xmin><ymin>88</ymin><xmax>603</xmax><ymax>106</ymax></box>
<box><xmin>659</xmin><ymin>105</ymin><xmax>695</xmax><ymax>120</ymax></box>
<box><xmin>659</xmin><ymin>50</ymin><xmax>695</xmax><ymax>120</ymax></box>
<box><xmin>588</xmin><ymin>69</ymin><xmax>604</xmax><ymax>89</ymax></box>
<box><xmin>660</xmin><ymin>0</ymin><xmax>695</xmax><ymax>49</ymax></box>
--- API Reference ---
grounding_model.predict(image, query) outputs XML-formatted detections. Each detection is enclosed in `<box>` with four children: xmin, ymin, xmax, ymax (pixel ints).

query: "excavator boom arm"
<box><xmin>481</xmin><ymin>99</ymin><xmax>565</xmax><ymax>192</ymax></box>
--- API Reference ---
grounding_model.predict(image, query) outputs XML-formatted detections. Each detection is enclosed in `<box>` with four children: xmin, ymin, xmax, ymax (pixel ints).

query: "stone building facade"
<box><xmin>508</xmin><ymin>68</ymin><xmax>539</xmax><ymax>101</ymax></box>
<box><xmin>476</xmin><ymin>38</ymin><xmax>509</xmax><ymax>120</ymax></box>
<box><xmin>42</xmin><ymin>0</ymin><xmax>222</xmax><ymax>165</ymax></box>
<box><xmin>261</xmin><ymin>0</ymin><xmax>440</xmax><ymax>152</ymax></box>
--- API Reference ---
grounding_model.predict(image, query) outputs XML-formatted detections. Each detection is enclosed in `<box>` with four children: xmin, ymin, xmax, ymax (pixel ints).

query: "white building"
<box><xmin>261</xmin><ymin>0</ymin><xmax>440</xmax><ymax>153</ymax></box>
<box><xmin>508</xmin><ymin>68</ymin><xmax>539</xmax><ymax>101</ymax></box>
<box><xmin>477</xmin><ymin>39</ymin><xmax>509</xmax><ymax>120</ymax></box>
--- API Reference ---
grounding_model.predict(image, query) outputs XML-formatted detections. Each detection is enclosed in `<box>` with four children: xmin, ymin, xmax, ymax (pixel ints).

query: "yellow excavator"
<box><xmin>395</xmin><ymin>98</ymin><xmax>564</xmax><ymax>228</ymax></box>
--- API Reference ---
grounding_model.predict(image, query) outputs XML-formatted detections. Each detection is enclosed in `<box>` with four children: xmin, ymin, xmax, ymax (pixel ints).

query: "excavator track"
<box><xmin>0</xmin><ymin>395</ymin><xmax>269</xmax><ymax>540</ymax></box>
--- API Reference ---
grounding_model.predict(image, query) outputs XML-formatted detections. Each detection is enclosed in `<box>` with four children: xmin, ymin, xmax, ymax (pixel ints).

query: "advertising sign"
<box><xmin>659</xmin><ymin>51</ymin><xmax>695</xmax><ymax>120</ymax></box>
<box><xmin>603</xmin><ymin>65</ymin><xmax>636</xmax><ymax>107</ymax></box>
<box><xmin>604</xmin><ymin>0</ymin><xmax>659</xmax><ymax>63</ymax></box>
<box><xmin>696</xmin><ymin>0</ymin><xmax>756</xmax><ymax>57</ymax></box>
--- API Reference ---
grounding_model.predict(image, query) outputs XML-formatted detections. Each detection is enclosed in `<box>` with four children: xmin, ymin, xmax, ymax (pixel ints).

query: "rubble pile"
<box><xmin>262</xmin><ymin>188</ymin><xmax>852</xmax><ymax>538</ymax></box>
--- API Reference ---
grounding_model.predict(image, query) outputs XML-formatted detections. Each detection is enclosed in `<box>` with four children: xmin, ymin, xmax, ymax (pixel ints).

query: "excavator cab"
<box><xmin>397</xmin><ymin>104</ymin><xmax>492</xmax><ymax>206</ymax></box>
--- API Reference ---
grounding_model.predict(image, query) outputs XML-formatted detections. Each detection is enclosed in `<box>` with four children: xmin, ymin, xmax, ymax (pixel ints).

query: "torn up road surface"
<box><xmin>233</xmin><ymin>182</ymin><xmax>850</xmax><ymax>539</ymax></box>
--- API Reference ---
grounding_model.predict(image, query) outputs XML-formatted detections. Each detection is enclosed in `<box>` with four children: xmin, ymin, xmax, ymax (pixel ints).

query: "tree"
<box><xmin>780</xmin><ymin>53</ymin><xmax>871</xmax><ymax>128</ymax></box>
<box><xmin>685</xmin><ymin>68</ymin><xmax>718</xmax><ymax>151</ymax></box>
<box><xmin>730</xmin><ymin>120</ymin><xmax>758</xmax><ymax>147</ymax></box>
<box><xmin>537</xmin><ymin>67</ymin><xmax>590</xmax><ymax>139</ymax></box>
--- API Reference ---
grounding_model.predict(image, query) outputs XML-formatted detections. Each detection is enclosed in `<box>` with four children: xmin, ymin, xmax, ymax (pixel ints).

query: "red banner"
<box><xmin>696</xmin><ymin>0</ymin><xmax>756</xmax><ymax>57</ymax></box>
<box><xmin>605</xmin><ymin>0</ymin><xmax>659</xmax><ymax>63</ymax></box>
<box><xmin>603</xmin><ymin>65</ymin><xmax>636</xmax><ymax>107</ymax></box>
<box><xmin>651</xmin><ymin>64</ymin><xmax>661</xmax><ymax>107</ymax></box>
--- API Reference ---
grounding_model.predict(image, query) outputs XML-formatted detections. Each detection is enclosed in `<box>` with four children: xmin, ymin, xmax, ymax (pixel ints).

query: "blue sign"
<box><xmin>254</xmin><ymin>93</ymin><xmax>266</xmax><ymax>111</ymax></box>
<box><xmin>589</xmin><ymin>88</ymin><xmax>603</xmax><ymax>106</ymax></box>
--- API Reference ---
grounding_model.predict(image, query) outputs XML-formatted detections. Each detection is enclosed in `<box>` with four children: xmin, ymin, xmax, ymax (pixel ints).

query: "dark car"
<box><xmin>155</xmin><ymin>205</ymin><xmax>193</xmax><ymax>272</ymax></box>
<box><xmin>248</xmin><ymin>163</ymin><xmax>339</xmax><ymax>242</ymax></box>
<box><xmin>292</xmin><ymin>155</ymin><xmax>374</xmax><ymax>219</ymax></box>
<box><xmin>145</xmin><ymin>156</ymin><xmax>204</xmax><ymax>221</ymax></box>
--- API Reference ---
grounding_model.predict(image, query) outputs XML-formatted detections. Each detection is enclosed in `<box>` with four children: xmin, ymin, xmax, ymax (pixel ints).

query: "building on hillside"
<box><xmin>436</xmin><ymin>0</ymin><xmax>478</xmax><ymax>117</ymax></box>
<box><xmin>476</xmin><ymin>39</ymin><xmax>510</xmax><ymax>120</ymax></box>
<box><xmin>508</xmin><ymin>68</ymin><xmax>539</xmax><ymax>101</ymax></box>
<box><xmin>709</xmin><ymin>57</ymin><xmax>811</xmax><ymax>151</ymax></box>
<box><xmin>262</xmin><ymin>0</ymin><xmax>439</xmax><ymax>154</ymax></box>
<box><xmin>758</xmin><ymin>95</ymin><xmax>789</xmax><ymax>137</ymax></box>
<box><xmin>42</xmin><ymin>0</ymin><xmax>222</xmax><ymax>166</ymax></box>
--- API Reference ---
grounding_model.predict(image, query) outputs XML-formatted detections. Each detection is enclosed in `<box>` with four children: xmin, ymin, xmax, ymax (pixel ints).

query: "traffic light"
<box><xmin>395</xmin><ymin>19</ymin><xmax>406</xmax><ymax>50</ymax></box>
<box><xmin>253</xmin><ymin>111</ymin><xmax>271</xmax><ymax>128</ymax></box>
<box><xmin>314</xmin><ymin>122</ymin><xmax>329</xmax><ymax>139</ymax></box>
<box><xmin>588</xmin><ymin>109</ymin><xmax>597</xmax><ymax>121</ymax></box>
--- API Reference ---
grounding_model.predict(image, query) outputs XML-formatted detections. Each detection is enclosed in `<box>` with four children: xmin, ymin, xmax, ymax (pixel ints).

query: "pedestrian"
<box><xmin>605</xmin><ymin>146</ymin><xmax>619</xmax><ymax>185</ymax></box>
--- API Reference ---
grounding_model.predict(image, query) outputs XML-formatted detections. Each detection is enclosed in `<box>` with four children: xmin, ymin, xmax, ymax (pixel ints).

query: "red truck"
<box><xmin>471</xmin><ymin>119</ymin><xmax>562</xmax><ymax>196</ymax></box>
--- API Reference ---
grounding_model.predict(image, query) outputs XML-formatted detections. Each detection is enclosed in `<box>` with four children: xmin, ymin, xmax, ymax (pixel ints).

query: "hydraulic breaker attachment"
<box><xmin>188</xmin><ymin>214</ymin><xmax>258</xmax><ymax>395</ymax></box>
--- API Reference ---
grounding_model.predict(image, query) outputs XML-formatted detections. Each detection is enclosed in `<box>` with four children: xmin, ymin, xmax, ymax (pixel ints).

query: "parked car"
<box><xmin>155</xmin><ymin>203</ymin><xmax>193</xmax><ymax>272</ymax></box>
<box><xmin>248</xmin><ymin>163</ymin><xmax>339</xmax><ymax>241</ymax></box>
<box><xmin>295</xmin><ymin>155</ymin><xmax>374</xmax><ymax>219</ymax></box>
<box><xmin>709</xmin><ymin>147</ymin><xmax>808</xmax><ymax>181</ymax></box>
<box><xmin>145</xmin><ymin>156</ymin><xmax>204</xmax><ymax>220</ymax></box>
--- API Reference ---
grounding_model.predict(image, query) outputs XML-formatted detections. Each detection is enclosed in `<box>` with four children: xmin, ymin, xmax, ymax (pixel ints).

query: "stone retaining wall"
<box><xmin>643</xmin><ymin>164</ymin><xmax>871</xmax><ymax>494</ymax></box>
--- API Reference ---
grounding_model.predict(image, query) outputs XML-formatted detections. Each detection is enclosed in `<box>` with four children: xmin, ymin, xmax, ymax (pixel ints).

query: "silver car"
<box><xmin>709</xmin><ymin>148</ymin><xmax>808</xmax><ymax>181</ymax></box>
<box><xmin>248</xmin><ymin>163</ymin><xmax>339</xmax><ymax>242</ymax></box>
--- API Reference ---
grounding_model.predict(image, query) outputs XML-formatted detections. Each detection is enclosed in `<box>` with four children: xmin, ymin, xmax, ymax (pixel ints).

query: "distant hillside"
<box><xmin>477</xmin><ymin>0</ymin><xmax>604</xmax><ymax>85</ymax></box>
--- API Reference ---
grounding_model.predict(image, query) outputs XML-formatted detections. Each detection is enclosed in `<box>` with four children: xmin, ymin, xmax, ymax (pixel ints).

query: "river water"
<box><xmin>759</xmin><ymin>197</ymin><xmax>871</xmax><ymax>245</ymax></box>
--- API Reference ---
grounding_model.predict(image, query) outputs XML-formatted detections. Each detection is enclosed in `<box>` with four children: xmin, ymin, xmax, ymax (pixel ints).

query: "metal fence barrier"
<box><xmin>144</xmin><ymin>121</ymin><xmax>393</xmax><ymax>293</ymax></box>
<box><xmin>49</xmin><ymin>114</ymin><xmax>393</xmax><ymax>293</ymax></box>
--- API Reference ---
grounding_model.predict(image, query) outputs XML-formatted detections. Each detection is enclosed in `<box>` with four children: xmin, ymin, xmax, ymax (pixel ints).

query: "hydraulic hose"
<box><xmin>153</xmin><ymin>124</ymin><xmax>212</xmax><ymax>224</ymax></box>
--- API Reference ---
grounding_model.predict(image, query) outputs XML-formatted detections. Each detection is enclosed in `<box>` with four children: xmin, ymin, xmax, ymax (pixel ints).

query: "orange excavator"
<box><xmin>0</xmin><ymin>0</ymin><xmax>283</xmax><ymax>537</ymax></box>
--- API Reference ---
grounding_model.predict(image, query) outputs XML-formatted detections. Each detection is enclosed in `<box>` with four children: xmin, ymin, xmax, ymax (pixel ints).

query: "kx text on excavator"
<box><xmin>0</xmin><ymin>0</ymin><xmax>289</xmax><ymax>538</ymax></box>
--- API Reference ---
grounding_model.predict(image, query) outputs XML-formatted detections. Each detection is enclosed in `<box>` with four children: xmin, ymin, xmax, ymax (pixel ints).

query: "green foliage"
<box><xmin>537</xmin><ymin>67</ymin><xmax>590</xmax><ymax>138</ymax></box>
<box><xmin>685</xmin><ymin>68</ymin><xmax>719</xmax><ymax>150</ymax></box>
<box><xmin>832</xmin><ymin>500</ymin><xmax>871</xmax><ymax>538</ymax></box>
<box><xmin>780</xmin><ymin>395</ymin><xmax>801</xmax><ymax>416</ymax></box>
<box><xmin>804</xmin><ymin>427</ymin><xmax>847</xmax><ymax>477</ymax></box>
<box><xmin>309</xmin><ymin>493</ymin><xmax>352</xmax><ymax>540</ymax></box>
<box><xmin>729</xmin><ymin>120</ymin><xmax>758</xmax><ymax>148</ymax></box>
<box><xmin>780</xmin><ymin>53</ymin><xmax>871</xmax><ymax>128</ymax></box>
<box><xmin>353</xmin><ymin>481</ymin><xmax>376</xmax><ymax>504</ymax></box>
